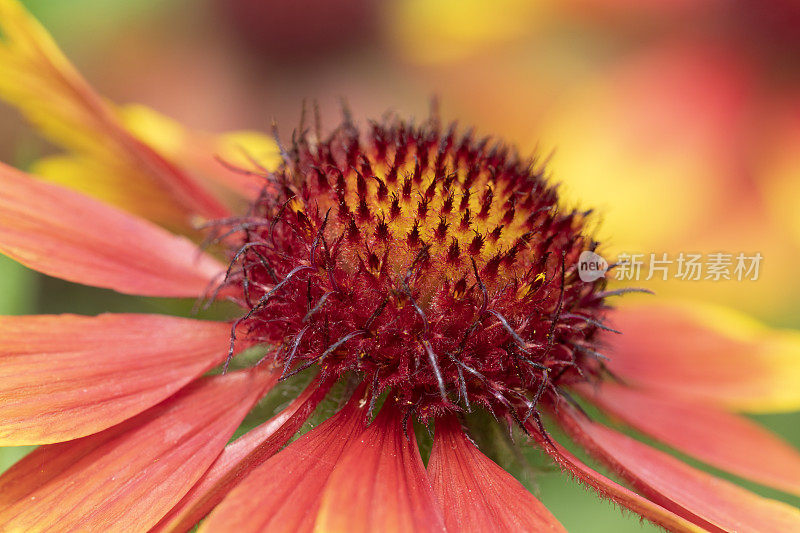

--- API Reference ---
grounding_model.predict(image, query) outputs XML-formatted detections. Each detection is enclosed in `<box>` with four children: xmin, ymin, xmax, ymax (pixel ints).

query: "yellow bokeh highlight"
<box><xmin>760</xmin><ymin>114</ymin><xmax>800</xmax><ymax>247</ymax></box>
<box><xmin>387</xmin><ymin>0</ymin><xmax>551</xmax><ymax>64</ymax></box>
<box><xmin>537</xmin><ymin>79</ymin><xmax>718</xmax><ymax>254</ymax></box>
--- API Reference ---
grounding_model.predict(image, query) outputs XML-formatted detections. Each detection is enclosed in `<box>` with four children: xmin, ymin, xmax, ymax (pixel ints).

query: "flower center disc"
<box><xmin>222</xmin><ymin>113</ymin><xmax>609</xmax><ymax>420</ymax></box>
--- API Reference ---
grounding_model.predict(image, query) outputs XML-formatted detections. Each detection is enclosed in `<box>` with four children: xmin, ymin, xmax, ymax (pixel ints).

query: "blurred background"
<box><xmin>1</xmin><ymin>0</ymin><xmax>799</xmax><ymax>530</ymax></box>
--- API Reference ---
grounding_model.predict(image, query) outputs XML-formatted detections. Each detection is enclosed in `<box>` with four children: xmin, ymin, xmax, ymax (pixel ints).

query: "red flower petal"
<box><xmin>315</xmin><ymin>401</ymin><xmax>447</xmax><ymax>533</ymax></box>
<box><xmin>557</xmin><ymin>407</ymin><xmax>800</xmax><ymax>532</ymax></box>
<box><xmin>0</xmin><ymin>369</ymin><xmax>275</xmax><ymax>532</ymax></box>
<box><xmin>199</xmin><ymin>394</ymin><xmax>368</xmax><ymax>532</ymax></box>
<box><xmin>0</xmin><ymin>0</ymin><xmax>230</xmax><ymax>222</ymax></box>
<box><xmin>0</xmin><ymin>313</ymin><xmax>233</xmax><ymax>445</ymax></box>
<box><xmin>603</xmin><ymin>302</ymin><xmax>800</xmax><ymax>412</ymax></box>
<box><xmin>0</xmin><ymin>163</ymin><xmax>225</xmax><ymax>297</ymax></box>
<box><xmin>527</xmin><ymin>423</ymin><xmax>702</xmax><ymax>533</ymax></box>
<box><xmin>580</xmin><ymin>382</ymin><xmax>800</xmax><ymax>497</ymax></box>
<box><xmin>428</xmin><ymin>416</ymin><xmax>566</xmax><ymax>532</ymax></box>
<box><xmin>153</xmin><ymin>378</ymin><xmax>331</xmax><ymax>532</ymax></box>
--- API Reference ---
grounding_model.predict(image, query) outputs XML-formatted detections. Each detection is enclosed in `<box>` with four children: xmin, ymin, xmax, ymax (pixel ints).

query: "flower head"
<box><xmin>1</xmin><ymin>1</ymin><xmax>800</xmax><ymax>532</ymax></box>
<box><xmin>221</xmin><ymin>112</ymin><xmax>607</xmax><ymax>422</ymax></box>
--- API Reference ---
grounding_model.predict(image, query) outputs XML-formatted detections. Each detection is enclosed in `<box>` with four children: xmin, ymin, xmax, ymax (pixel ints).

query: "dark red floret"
<box><xmin>215</xmin><ymin>111</ymin><xmax>611</xmax><ymax>423</ymax></box>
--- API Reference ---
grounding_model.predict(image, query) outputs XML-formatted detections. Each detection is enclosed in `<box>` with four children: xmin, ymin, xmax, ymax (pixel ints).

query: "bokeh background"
<box><xmin>1</xmin><ymin>1</ymin><xmax>799</xmax><ymax>531</ymax></box>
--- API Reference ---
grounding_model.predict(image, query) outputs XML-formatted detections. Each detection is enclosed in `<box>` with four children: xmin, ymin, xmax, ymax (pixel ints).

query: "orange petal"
<box><xmin>199</xmin><ymin>395</ymin><xmax>368</xmax><ymax>533</ymax></box>
<box><xmin>153</xmin><ymin>378</ymin><xmax>331</xmax><ymax>532</ymax></box>
<box><xmin>0</xmin><ymin>163</ymin><xmax>225</xmax><ymax>297</ymax></box>
<box><xmin>0</xmin><ymin>0</ymin><xmax>229</xmax><ymax>222</ymax></box>
<box><xmin>604</xmin><ymin>301</ymin><xmax>800</xmax><ymax>412</ymax></box>
<box><xmin>30</xmin><ymin>153</ymin><xmax>198</xmax><ymax>232</ymax></box>
<box><xmin>121</xmin><ymin>105</ymin><xmax>281</xmax><ymax>200</ymax></box>
<box><xmin>0</xmin><ymin>369</ymin><xmax>275</xmax><ymax>532</ymax></box>
<box><xmin>315</xmin><ymin>401</ymin><xmax>447</xmax><ymax>533</ymax></box>
<box><xmin>428</xmin><ymin>416</ymin><xmax>565</xmax><ymax>532</ymax></box>
<box><xmin>0</xmin><ymin>313</ymin><xmax>233</xmax><ymax>446</ymax></box>
<box><xmin>527</xmin><ymin>423</ymin><xmax>702</xmax><ymax>533</ymax></box>
<box><xmin>580</xmin><ymin>382</ymin><xmax>800</xmax><ymax>497</ymax></box>
<box><xmin>557</xmin><ymin>407</ymin><xmax>800</xmax><ymax>532</ymax></box>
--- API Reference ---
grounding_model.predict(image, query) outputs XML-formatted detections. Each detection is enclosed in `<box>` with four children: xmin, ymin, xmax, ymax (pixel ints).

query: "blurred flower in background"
<box><xmin>387</xmin><ymin>0</ymin><xmax>800</xmax><ymax>320</ymax></box>
<box><xmin>217</xmin><ymin>0</ymin><xmax>380</xmax><ymax>63</ymax></box>
<box><xmin>1</xmin><ymin>0</ymin><xmax>799</xmax><ymax>531</ymax></box>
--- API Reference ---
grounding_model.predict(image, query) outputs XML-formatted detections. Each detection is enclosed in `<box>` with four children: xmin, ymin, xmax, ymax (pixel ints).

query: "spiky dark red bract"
<box><xmin>219</xmin><ymin>114</ymin><xmax>609</xmax><ymax>421</ymax></box>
